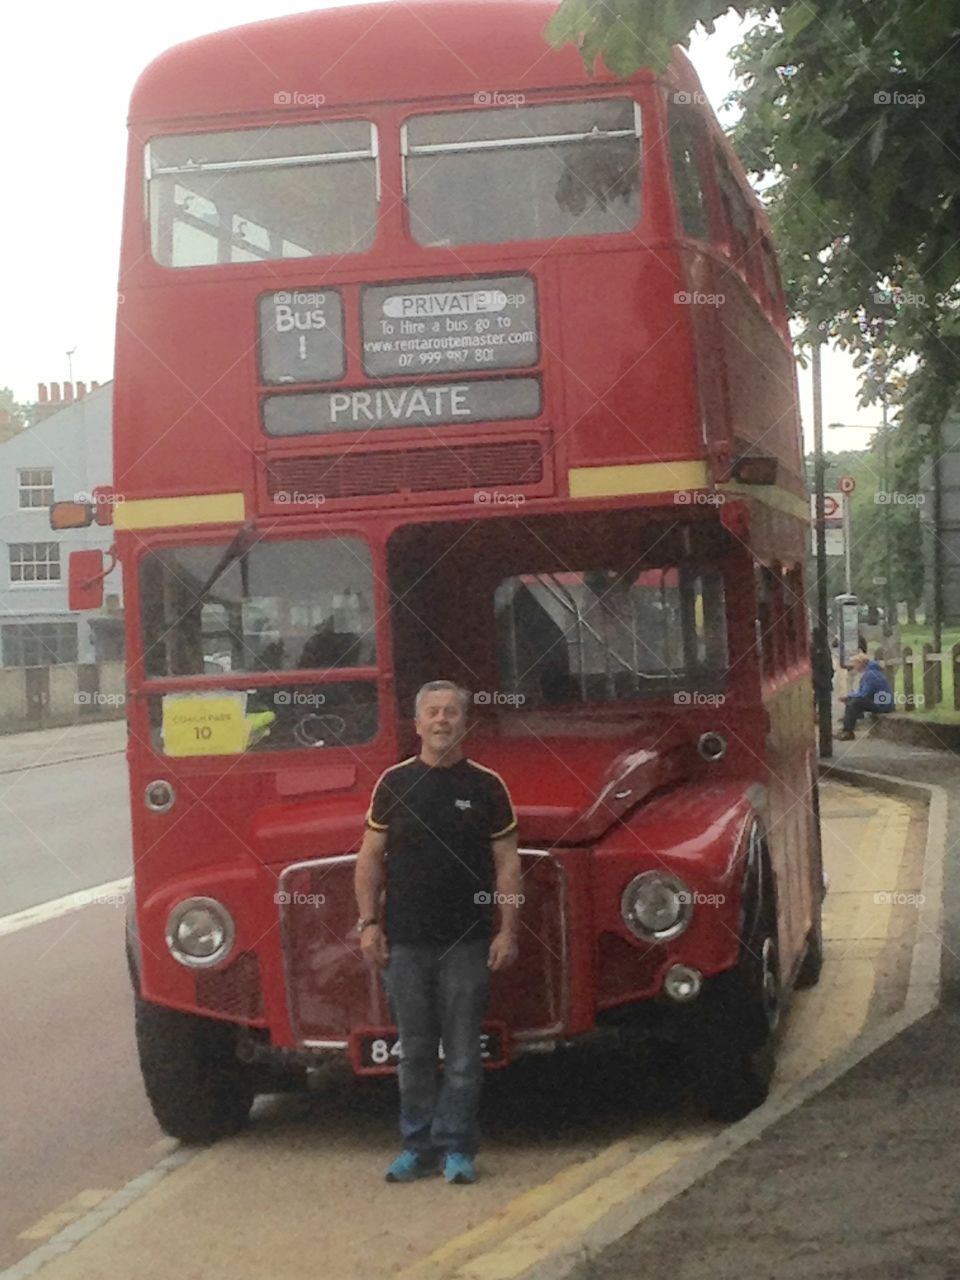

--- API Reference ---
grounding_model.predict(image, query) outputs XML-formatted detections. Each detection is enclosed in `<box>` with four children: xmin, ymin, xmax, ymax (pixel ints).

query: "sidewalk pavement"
<box><xmin>0</xmin><ymin>719</ymin><xmax>126</xmax><ymax>775</ymax></box>
<box><xmin>577</xmin><ymin>733</ymin><xmax>960</xmax><ymax>1280</ymax></box>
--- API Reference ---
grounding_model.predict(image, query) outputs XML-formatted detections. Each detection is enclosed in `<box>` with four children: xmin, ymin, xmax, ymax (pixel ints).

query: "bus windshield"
<box><xmin>140</xmin><ymin>537</ymin><xmax>376</xmax><ymax>678</ymax></box>
<box><xmin>405</xmin><ymin>98</ymin><xmax>642</xmax><ymax>247</ymax></box>
<box><xmin>495</xmin><ymin>565</ymin><xmax>726</xmax><ymax>707</ymax></box>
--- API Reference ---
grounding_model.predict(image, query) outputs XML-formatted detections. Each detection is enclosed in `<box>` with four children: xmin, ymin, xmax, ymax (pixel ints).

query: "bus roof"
<box><xmin>128</xmin><ymin>0</ymin><xmax>702</xmax><ymax>125</ymax></box>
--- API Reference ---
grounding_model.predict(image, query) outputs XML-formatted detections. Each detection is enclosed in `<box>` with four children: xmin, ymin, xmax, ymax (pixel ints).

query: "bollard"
<box><xmin>923</xmin><ymin>643</ymin><xmax>940</xmax><ymax>709</ymax></box>
<box><xmin>902</xmin><ymin>645</ymin><xmax>914</xmax><ymax>713</ymax></box>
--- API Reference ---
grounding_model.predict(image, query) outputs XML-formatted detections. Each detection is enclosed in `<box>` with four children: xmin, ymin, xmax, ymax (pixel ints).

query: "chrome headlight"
<box><xmin>620</xmin><ymin>871</ymin><xmax>694</xmax><ymax>942</ymax></box>
<box><xmin>165</xmin><ymin>897</ymin><xmax>235</xmax><ymax>968</ymax></box>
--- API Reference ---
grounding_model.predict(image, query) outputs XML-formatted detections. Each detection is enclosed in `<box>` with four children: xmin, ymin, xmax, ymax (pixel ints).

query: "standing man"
<box><xmin>355</xmin><ymin>680</ymin><xmax>521</xmax><ymax>1184</ymax></box>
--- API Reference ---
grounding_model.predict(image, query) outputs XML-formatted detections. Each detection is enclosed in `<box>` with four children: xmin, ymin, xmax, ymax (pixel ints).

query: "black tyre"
<box><xmin>696</xmin><ymin>828</ymin><xmax>781</xmax><ymax>1122</ymax></box>
<box><xmin>135</xmin><ymin>993</ymin><xmax>255</xmax><ymax>1142</ymax></box>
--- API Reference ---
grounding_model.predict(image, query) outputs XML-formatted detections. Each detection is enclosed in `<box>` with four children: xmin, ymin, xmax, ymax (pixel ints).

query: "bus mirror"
<box><xmin>50</xmin><ymin>500</ymin><xmax>95</xmax><ymax>530</ymax></box>
<box><xmin>69</xmin><ymin>550</ymin><xmax>106</xmax><ymax>611</ymax></box>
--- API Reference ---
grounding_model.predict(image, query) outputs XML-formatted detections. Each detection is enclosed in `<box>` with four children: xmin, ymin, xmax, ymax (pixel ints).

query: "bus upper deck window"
<box><xmin>404</xmin><ymin>98</ymin><xmax>642</xmax><ymax>247</ymax></box>
<box><xmin>146</xmin><ymin>121</ymin><xmax>379</xmax><ymax>268</ymax></box>
<box><xmin>667</xmin><ymin>103</ymin><xmax>709</xmax><ymax>240</ymax></box>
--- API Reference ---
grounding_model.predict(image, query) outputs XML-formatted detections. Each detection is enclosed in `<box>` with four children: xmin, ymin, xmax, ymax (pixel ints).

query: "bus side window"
<box><xmin>756</xmin><ymin>563</ymin><xmax>785</xmax><ymax>678</ymax></box>
<box><xmin>783</xmin><ymin>564</ymin><xmax>806</xmax><ymax>664</ymax></box>
<box><xmin>714</xmin><ymin>147</ymin><xmax>752</xmax><ymax>266</ymax></box>
<box><xmin>667</xmin><ymin>102</ymin><xmax>710</xmax><ymax>240</ymax></box>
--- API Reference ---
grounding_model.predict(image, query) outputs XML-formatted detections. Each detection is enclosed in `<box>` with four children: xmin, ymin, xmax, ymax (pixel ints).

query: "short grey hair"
<box><xmin>414</xmin><ymin>680</ymin><xmax>471</xmax><ymax>718</ymax></box>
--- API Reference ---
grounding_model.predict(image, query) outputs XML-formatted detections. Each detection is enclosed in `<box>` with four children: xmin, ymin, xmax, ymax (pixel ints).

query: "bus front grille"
<box><xmin>278</xmin><ymin>852</ymin><xmax>567</xmax><ymax>1046</ymax></box>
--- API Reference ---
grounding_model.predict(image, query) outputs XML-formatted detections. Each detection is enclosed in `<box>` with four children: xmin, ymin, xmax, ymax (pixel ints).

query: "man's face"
<box><xmin>415</xmin><ymin>690</ymin><xmax>467</xmax><ymax>752</ymax></box>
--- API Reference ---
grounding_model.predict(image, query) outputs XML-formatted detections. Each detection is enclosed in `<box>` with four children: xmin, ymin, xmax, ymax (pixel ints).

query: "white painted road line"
<box><xmin>0</xmin><ymin>877</ymin><xmax>132</xmax><ymax>940</ymax></box>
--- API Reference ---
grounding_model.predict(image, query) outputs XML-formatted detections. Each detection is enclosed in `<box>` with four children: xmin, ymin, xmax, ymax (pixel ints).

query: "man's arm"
<box><xmin>355</xmin><ymin>826</ymin><xmax>388</xmax><ymax>969</ymax></box>
<box><xmin>488</xmin><ymin>832</ymin><xmax>521</xmax><ymax>971</ymax></box>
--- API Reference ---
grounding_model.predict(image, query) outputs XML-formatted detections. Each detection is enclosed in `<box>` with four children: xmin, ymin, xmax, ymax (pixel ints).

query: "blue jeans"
<box><xmin>383</xmin><ymin>939</ymin><xmax>490</xmax><ymax>1158</ymax></box>
<box><xmin>843</xmin><ymin>695</ymin><xmax>892</xmax><ymax>732</ymax></box>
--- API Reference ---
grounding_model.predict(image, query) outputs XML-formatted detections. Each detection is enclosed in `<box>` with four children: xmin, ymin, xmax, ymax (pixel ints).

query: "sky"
<box><xmin>0</xmin><ymin>0</ymin><xmax>879</xmax><ymax>449</ymax></box>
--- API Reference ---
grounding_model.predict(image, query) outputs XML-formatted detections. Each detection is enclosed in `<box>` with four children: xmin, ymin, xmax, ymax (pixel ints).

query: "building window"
<box><xmin>1</xmin><ymin>622</ymin><xmax>77</xmax><ymax>666</ymax></box>
<box><xmin>9</xmin><ymin>542</ymin><xmax>61</xmax><ymax>584</ymax></box>
<box><xmin>18</xmin><ymin>469</ymin><xmax>54</xmax><ymax>509</ymax></box>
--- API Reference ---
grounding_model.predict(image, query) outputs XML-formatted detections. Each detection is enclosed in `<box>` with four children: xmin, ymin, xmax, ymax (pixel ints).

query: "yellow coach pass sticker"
<box><xmin>162</xmin><ymin>691</ymin><xmax>251</xmax><ymax>757</ymax></box>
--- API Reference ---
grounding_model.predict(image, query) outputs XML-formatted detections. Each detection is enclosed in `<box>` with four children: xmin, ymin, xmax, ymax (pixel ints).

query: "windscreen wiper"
<box><xmin>195</xmin><ymin>521</ymin><xmax>257</xmax><ymax>602</ymax></box>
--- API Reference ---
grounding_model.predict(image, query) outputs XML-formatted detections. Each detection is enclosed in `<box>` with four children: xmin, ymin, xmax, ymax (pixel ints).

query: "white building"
<box><xmin>0</xmin><ymin>381</ymin><xmax>123</xmax><ymax>669</ymax></box>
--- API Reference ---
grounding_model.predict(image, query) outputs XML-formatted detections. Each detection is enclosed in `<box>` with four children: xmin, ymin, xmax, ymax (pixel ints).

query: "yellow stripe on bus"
<box><xmin>568</xmin><ymin>461</ymin><xmax>710</xmax><ymax>498</ymax></box>
<box><xmin>113</xmin><ymin>493</ymin><xmax>246</xmax><ymax>530</ymax></box>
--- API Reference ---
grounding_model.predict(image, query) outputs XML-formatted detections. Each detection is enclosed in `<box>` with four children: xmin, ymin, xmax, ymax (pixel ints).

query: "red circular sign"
<box><xmin>823</xmin><ymin>495</ymin><xmax>840</xmax><ymax>518</ymax></box>
<box><xmin>839</xmin><ymin>475</ymin><xmax>856</xmax><ymax>494</ymax></box>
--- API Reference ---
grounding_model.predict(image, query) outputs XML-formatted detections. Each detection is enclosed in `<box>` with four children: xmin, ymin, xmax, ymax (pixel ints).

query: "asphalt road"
<box><xmin>0</xmin><ymin>722</ymin><xmax>129</xmax><ymax>916</ymax></box>
<box><xmin>0</xmin><ymin>772</ymin><xmax>926</xmax><ymax>1280</ymax></box>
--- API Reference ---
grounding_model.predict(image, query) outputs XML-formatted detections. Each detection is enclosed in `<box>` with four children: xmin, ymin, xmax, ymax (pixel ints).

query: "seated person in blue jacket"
<box><xmin>838</xmin><ymin>651</ymin><xmax>894</xmax><ymax>740</ymax></box>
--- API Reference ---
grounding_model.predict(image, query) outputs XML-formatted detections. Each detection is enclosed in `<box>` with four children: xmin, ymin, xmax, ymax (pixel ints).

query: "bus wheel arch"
<box><xmin>135</xmin><ymin>994</ymin><xmax>255</xmax><ymax>1143</ymax></box>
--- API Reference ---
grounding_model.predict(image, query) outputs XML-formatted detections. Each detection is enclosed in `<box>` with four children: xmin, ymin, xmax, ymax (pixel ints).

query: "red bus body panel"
<box><xmin>114</xmin><ymin>0</ymin><xmax>817</xmax><ymax>1067</ymax></box>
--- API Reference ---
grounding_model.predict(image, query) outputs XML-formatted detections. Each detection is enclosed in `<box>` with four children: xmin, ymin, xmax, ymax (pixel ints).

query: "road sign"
<box><xmin>811</xmin><ymin>493</ymin><xmax>842</xmax><ymax>521</ymax></box>
<box><xmin>840</xmin><ymin>475</ymin><xmax>856</xmax><ymax>495</ymax></box>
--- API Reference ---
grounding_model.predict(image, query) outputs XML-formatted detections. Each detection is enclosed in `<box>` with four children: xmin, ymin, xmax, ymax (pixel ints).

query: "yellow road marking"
<box><xmin>456</xmin><ymin>1133</ymin><xmax>715</xmax><ymax>1280</ymax></box>
<box><xmin>396</xmin><ymin>1141</ymin><xmax>640</xmax><ymax>1280</ymax></box>
<box><xmin>403</xmin><ymin>786</ymin><xmax>918</xmax><ymax>1280</ymax></box>
<box><xmin>19</xmin><ymin>1189</ymin><xmax>114</xmax><ymax>1241</ymax></box>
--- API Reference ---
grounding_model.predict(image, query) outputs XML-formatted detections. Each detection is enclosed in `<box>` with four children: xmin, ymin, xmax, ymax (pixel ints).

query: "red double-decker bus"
<box><xmin>56</xmin><ymin>0</ymin><xmax>821</xmax><ymax>1138</ymax></box>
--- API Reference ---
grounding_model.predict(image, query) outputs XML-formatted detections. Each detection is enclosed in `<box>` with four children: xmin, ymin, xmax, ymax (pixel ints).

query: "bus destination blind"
<box><xmin>263</xmin><ymin>377</ymin><xmax>542</xmax><ymax>436</ymax></box>
<box><xmin>361</xmin><ymin>275</ymin><xmax>538</xmax><ymax>376</ymax></box>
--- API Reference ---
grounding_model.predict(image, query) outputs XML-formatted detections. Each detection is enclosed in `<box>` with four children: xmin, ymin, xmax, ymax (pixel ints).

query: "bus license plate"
<box><xmin>352</xmin><ymin>1024</ymin><xmax>508</xmax><ymax>1074</ymax></box>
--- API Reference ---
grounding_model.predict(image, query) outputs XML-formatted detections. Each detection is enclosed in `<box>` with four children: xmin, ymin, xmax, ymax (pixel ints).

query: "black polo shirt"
<box><xmin>366</xmin><ymin>755</ymin><xmax>518</xmax><ymax>946</ymax></box>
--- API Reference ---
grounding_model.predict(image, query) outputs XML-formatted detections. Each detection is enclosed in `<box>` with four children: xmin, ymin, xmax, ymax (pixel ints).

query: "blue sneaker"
<box><xmin>443</xmin><ymin>1152</ymin><xmax>478</xmax><ymax>1184</ymax></box>
<box><xmin>384</xmin><ymin>1150</ymin><xmax>439</xmax><ymax>1182</ymax></box>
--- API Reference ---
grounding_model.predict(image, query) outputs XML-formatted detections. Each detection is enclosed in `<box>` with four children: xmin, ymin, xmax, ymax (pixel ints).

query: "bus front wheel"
<box><xmin>694</xmin><ymin>850</ymin><xmax>780</xmax><ymax>1122</ymax></box>
<box><xmin>135</xmin><ymin>994</ymin><xmax>255</xmax><ymax>1142</ymax></box>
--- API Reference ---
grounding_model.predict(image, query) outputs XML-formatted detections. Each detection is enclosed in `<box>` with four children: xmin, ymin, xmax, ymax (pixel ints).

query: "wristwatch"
<box><xmin>357</xmin><ymin>917</ymin><xmax>380</xmax><ymax>931</ymax></box>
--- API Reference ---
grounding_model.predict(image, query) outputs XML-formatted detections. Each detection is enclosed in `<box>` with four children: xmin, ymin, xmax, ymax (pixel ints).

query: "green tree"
<box><xmin>549</xmin><ymin>9</ymin><xmax>960</xmax><ymax>406</ymax></box>
<box><xmin>0</xmin><ymin>387</ymin><xmax>27</xmax><ymax>442</ymax></box>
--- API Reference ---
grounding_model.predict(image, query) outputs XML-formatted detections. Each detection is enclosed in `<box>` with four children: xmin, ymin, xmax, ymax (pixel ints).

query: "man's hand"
<box><xmin>360</xmin><ymin>923</ymin><xmax>389</xmax><ymax>970</ymax></box>
<box><xmin>488</xmin><ymin>929</ymin><xmax>518</xmax><ymax>971</ymax></box>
